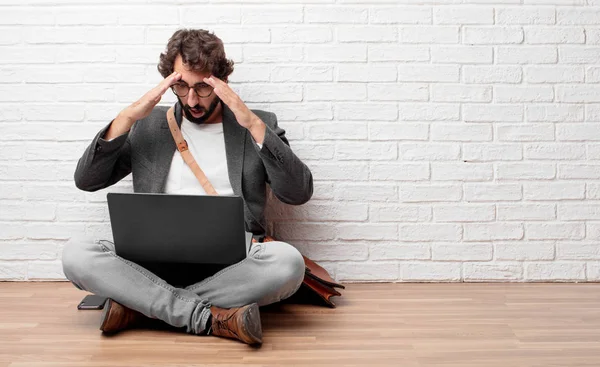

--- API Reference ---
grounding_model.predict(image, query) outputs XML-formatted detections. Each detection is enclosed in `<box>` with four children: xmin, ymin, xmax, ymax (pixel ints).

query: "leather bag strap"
<box><xmin>166</xmin><ymin>107</ymin><xmax>218</xmax><ymax>196</ymax></box>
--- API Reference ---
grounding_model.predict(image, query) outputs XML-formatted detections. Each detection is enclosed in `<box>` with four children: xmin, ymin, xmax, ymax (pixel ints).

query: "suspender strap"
<box><xmin>166</xmin><ymin>107</ymin><xmax>218</xmax><ymax>196</ymax></box>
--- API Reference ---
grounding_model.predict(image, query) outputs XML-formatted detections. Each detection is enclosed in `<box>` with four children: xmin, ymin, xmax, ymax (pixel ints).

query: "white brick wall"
<box><xmin>1</xmin><ymin>0</ymin><xmax>600</xmax><ymax>283</ymax></box>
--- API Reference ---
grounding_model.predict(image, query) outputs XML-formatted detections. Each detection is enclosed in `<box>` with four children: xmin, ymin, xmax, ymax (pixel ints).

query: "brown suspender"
<box><xmin>166</xmin><ymin>107</ymin><xmax>218</xmax><ymax>196</ymax></box>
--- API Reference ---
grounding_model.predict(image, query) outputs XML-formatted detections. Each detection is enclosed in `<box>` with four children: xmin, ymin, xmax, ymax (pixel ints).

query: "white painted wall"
<box><xmin>1</xmin><ymin>0</ymin><xmax>600</xmax><ymax>282</ymax></box>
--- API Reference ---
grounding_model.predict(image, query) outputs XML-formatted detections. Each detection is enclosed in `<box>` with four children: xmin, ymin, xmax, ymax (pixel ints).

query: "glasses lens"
<box><xmin>195</xmin><ymin>84</ymin><xmax>213</xmax><ymax>98</ymax></box>
<box><xmin>172</xmin><ymin>84</ymin><xmax>188</xmax><ymax>97</ymax></box>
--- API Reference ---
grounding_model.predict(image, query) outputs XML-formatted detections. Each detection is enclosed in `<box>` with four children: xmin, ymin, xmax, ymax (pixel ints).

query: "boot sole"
<box><xmin>242</xmin><ymin>303</ymin><xmax>263</xmax><ymax>345</ymax></box>
<box><xmin>99</xmin><ymin>298</ymin><xmax>114</xmax><ymax>333</ymax></box>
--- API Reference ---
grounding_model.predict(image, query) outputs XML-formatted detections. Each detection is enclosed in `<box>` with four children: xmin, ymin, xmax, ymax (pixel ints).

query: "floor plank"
<box><xmin>1</xmin><ymin>282</ymin><xmax>600</xmax><ymax>366</ymax></box>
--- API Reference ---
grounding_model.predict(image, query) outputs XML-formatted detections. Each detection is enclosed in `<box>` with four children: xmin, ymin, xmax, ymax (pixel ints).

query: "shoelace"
<box><xmin>212</xmin><ymin>311</ymin><xmax>242</xmax><ymax>340</ymax></box>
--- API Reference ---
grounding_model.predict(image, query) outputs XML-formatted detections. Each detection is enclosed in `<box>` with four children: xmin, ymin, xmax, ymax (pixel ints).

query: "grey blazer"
<box><xmin>74</xmin><ymin>102</ymin><xmax>314</xmax><ymax>236</ymax></box>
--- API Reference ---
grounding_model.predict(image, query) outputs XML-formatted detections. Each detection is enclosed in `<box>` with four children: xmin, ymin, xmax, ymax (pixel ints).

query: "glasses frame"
<box><xmin>171</xmin><ymin>82</ymin><xmax>214</xmax><ymax>99</ymax></box>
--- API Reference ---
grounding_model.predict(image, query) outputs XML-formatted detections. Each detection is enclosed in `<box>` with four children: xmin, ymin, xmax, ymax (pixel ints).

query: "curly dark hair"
<box><xmin>157</xmin><ymin>29</ymin><xmax>234</xmax><ymax>81</ymax></box>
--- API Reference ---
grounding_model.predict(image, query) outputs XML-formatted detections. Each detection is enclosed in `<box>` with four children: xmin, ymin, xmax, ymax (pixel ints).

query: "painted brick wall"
<box><xmin>1</xmin><ymin>0</ymin><xmax>600</xmax><ymax>282</ymax></box>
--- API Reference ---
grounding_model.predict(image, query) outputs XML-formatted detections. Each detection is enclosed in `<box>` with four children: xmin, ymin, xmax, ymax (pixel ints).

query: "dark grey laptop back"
<box><xmin>107</xmin><ymin>192</ymin><xmax>250</xmax><ymax>265</ymax></box>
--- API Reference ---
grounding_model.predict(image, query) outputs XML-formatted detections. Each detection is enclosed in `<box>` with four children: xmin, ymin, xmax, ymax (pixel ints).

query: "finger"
<box><xmin>158</xmin><ymin>72</ymin><xmax>181</xmax><ymax>95</ymax></box>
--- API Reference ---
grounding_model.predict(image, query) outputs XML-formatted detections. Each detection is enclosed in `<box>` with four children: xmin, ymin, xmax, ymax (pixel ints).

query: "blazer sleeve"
<box><xmin>73</xmin><ymin>119</ymin><xmax>134</xmax><ymax>192</ymax></box>
<box><xmin>251</xmin><ymin>112</ymin><xmax>313</xmax><ymax>205</ymax></box>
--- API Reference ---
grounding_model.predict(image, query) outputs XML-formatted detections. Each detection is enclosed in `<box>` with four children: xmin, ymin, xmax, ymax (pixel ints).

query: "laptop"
<box><xmin>106</xmin><ymin>192</ymin><xmax>254</xmax><ymax>267</ymax></box>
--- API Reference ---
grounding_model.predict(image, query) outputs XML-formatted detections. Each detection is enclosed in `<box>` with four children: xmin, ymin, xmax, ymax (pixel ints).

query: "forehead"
<box><xmin>173</xmin><ymin>54</ymin><xmax>210</xmax><ymax>84</ymax></box>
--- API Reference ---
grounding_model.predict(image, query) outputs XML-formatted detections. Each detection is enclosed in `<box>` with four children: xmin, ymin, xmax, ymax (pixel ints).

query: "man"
<box><xmin>61</xmin><ymin>29</ymin><xmax>314</xmax><ymax>346</ymax></box>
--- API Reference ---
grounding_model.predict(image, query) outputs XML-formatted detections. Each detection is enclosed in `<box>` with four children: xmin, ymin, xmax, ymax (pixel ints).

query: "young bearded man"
<box><xmin>61</xmin><ymin>29</ymin><xmax>314</xmax><ymax>346</ymax></box>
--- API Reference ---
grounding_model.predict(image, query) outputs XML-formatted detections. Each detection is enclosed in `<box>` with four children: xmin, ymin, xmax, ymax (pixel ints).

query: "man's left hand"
<box><xmin>203</xmin><ymin>76</ymin><xmax>266</xmax><ymax>144</ymax></box>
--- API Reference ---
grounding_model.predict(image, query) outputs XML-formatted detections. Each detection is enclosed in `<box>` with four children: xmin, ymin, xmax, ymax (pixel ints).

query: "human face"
<box><xmin>172</xmin><ymin>54</ymin><xmax>223</xmax><ymax>124</ymax></box>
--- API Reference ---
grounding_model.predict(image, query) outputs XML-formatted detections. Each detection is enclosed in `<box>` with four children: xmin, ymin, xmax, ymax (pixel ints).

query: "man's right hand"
<box><xmin>103</xmin><ymin>71</ymin><xmax>182</xmax><ymax>141</ymax></box>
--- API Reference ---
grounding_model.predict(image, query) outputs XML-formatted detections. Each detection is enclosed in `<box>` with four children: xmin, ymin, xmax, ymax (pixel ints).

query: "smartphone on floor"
<box><xmin>77</xmin><ymin>294</ymin><xmax>107</xmax><ymax>310</ymax></box>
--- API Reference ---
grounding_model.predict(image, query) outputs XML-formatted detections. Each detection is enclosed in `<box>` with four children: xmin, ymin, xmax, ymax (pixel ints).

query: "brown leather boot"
<box><xmin>208</xmin><ymin>303</ymin><xmax>262</xmax><ymax>345</ymax></box>
<box><xmin>99</xmin><ymin>298</ymin><xmax>147</xmax><ymax>334</ymax></box>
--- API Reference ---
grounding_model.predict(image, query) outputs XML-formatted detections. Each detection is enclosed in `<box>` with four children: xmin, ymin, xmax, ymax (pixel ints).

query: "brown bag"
<box><xmin>166</xmin><ymin>107</ymin><xmax>344</xmax><ymax>307</ymax></box>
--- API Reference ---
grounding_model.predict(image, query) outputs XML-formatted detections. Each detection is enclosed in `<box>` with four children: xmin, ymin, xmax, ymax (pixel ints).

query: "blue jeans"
<box><xmin>61</xmin><ymin>235</ymin><xmax>305</xmax><ymax>335</ymax></box>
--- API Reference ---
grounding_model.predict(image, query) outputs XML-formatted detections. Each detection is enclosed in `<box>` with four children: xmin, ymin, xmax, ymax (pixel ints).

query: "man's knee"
<box><xmin>61</xmin><ymin>237</ymin><xmax>100</xmax><ymax>286</ymax></box>
<box><xmin>270</xmin><ymin>242</ymin><xmax>305</xmax><ymax>290</ymax></box>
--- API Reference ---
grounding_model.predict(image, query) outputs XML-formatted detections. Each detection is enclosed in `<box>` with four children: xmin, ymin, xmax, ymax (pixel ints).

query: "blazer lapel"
<box><xmin>155</xmin><ymin>103</ymin><xmax>180</xmax><ymax>193</ymax></box>
<box><xmin>221</xmin><ymin>102</ymin><xmax>246</xmax><ymax>198</ymax></box>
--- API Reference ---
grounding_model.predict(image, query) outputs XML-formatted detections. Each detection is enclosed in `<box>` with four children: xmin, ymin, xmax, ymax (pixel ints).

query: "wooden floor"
<box><xmin>1</xmin><ymin>282</ymin><xmax>600</xmax><ymax>367</ymax></box>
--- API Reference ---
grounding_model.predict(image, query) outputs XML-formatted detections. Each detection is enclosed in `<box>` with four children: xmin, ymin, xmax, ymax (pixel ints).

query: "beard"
<box><xmin>178</xmin><ymin>96</ymin><xmax>222</xmax><ymax>125</ymax></box>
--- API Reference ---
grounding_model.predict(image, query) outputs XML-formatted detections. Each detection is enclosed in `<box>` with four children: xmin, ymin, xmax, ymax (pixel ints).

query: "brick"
<box><xmin>431</xmin><ymin>124</ymin><xmax>492</xmax><ymax>142</ymax></box>
<box><xmin>498</xmin><ymin>204</ymin><xmax>556</xmax><ymax>221</ymax></box>
<box><xmin>338</xmin><ymin>64</ymin><xmax>397</xmax><ymax>82</ymax></box>
<box><xmin>398</xmin><ymin>64</ymin><xmax>459</xmax><ymax>82</ymax></box>
<box><xmin>305</xmin><ymin>6</ymin><xmax>368</xmax><ymax>23</ymax></box>
<box><xmin>557</xmin><ymin>86</ymin><xmax>600</xmax><ymax>102</ymax></box>
<box><xmin>399</xmin><ymin>103</ymin><xmax>459</xmax><ymax>121</ymax></box>
<box><xmin>497</xmin><ymin>124</ymin><xmax>555</xmax><ymax>142</ymax></box>
<box><xmin>431</xmin><ymin>85</ymin><xmax>492</xmax><ymax>102</ymax></box>
<box><xmin>434</xmin><ymin>204</ymin><xmax>495</xmax><ymax>222</ymax></box>
<box><xmin>495</xmin><ymin>86</ymin><xmax>554</xmax><ymax>103</ymax></box>
<box><xmin>432</xmin><ymin>243</ymin><xmax>492</xmax><ymax>261</ymax></box>
<box><xmin>400</xmin><ymin>184</ymin><xmax>462</xmax><ymax>202</ymax></box>
<box><xmin>335</xmin><ymin>184</ymin><xmax>397</xmax><ymax>202</ymax></box>
<box><xmin>369</xmin><ymin>123</ymin><xmax>428</xmax><ymax>141</ymax></box>
<box><xmin>309</xmin><ymin>163</ymin><xmax>368</xmax><ymax>181</ymax></box>
<box><xmin>497</xmin><ymin>162</ymin><xmax>555</xmax><ymax>180</ymax></box>
<box><xmin>0</xmin><ymin>242</ymin><xmax>58</xmax><ymax>260</ymax></box>
<box><xmin>558</xmin><ymin>243</ymin><xmax>600</xmax><ymax>260</ymax></box>
<box><xmin>431</xmin><ymin>163</ymin><xmax>493</xmax><ymax>181</ymax></box>
<box><xmin>524</xmin><ymin>182</ymin><xmax>585</xmax><ymax>200</ymax></box>
<box><xmin>559</xmin><ymin>203</ymin><xmax>600</xmax><ymax>220</ymax></box>
<box><xmin>369</xmin><ymin>45</ymin><xmax>429</xmax><ymax>62</ymax></box>
<box><xmin>524</xmin><ymin>143</ymin><xmax>585</xmax><ymax>160</ymax></box>
<box><xmin>271</xmin><ymin>103</ymin><xmax>333</xmax><ymax>121</ymax></box>
<box><xmin>495</xmin><ymin>242</ymin><xmax>555</xmax><ymax>260</ymax></box>
<box><xmin>526</xmin><ymin>104</ymin><xmax>584</xmax><ymax>122</ymax></box>
<box><xmin>399</xmin><ymin>224</ymin><xmax>462</xmax><ymax>242</ymax></box>
<box><xmin>306</xmin><ymin>83</ymin><xmax>366</xmax><ymax>101</ymax></box>
<box><xmin>269</xmin><ymin>202</ymin><xmax>368</xmax><ymax>222</ymax></box>
<box><xmin>370</xmin><ymin>243</ymin><xmax>430</xmax><ymax>260</ymax></box>
<box><xmin>400</xmin><ymin>143</ymin><xmax>460</xmax><ymax>161</ymax></box>
<box><xmin>401</xmin><ymin>262</ymin><xmax>461</xmax><ymax>281</ymax></box>
<box><xmin>527</xmin><ymin>223</ymin><xmax>585</xmax><ymax>240</ymax></box>
<box><xmin>464</xmin><ymin>223</ymin><xmax>524</xmax><ymax>241</ymax></box>
<box><xmin>337</xmin><ymin>224</ymin><xmax>398</xmax><ymax>241</ymax></box>
<box><xmin>244</xmin><ymin>45</ymin><xmax>303</xmax><ymax>63</ymax></box>
<box><xmin>496</xmin><ymin>7</ymin><xmax>556</xmax><ymax>24</ymax></box>
<box><xmin>464</xmin><ymin>183</ymin><xmax>522</xmax><ymax>202</ymax></box>
<box><xmin>369</xmin><ymin>84</ymin><xmax>428</xmax><ymax>102</ymax></box>
<box><xmin>336</xmin><ymin>142</ymin><xmax>397</xmax><ymax>160</ymax></box>
<box><xmin>337</xmin><ymin>262</ymin><xmax>399</xmax><ymax>282</ymax></box>
<box><xmin>370</xmin><ymin>163</ymin><xmax>429</xmax><ymax>181</ymax></box>
<box><xmin>526</xmin><ymin>27</ymin><xmax>584</xmax><ymax>44</ymax></box>
<box><xmin>241</xmin><ymin>6</ymin><xmax>303</xmax><ymax>24</ymax></box>
<box><xmin>464</xmin><ymin>263</ymin><xmax>523</xmax><ymax>281</ymax></box>
<box><xmin>464</xmin><ymin>104</ymin><xmax>523</xmax><ymax>122</ymax></box>
<box><xmin>463</xmin><ymin>27</ymin><xmax>524</xmax><ymax>44</ymax></box>
<box><xmin>336</xmin><ymin>103</ymin><xmax>397</xmax><ymax>121</ymax></box>
<box><xmin>558</xmin><ymin>124</ymin><xmax>600</xmax><ymax>141</ymax></box>
<box><xmin>369</xmin><ymin>205</ymin><xmax>431</xmax><ymax>222</ymax></box>
<box><xmin>370</xmin><ymin>7</ymin><xmax>432</xmax><ymax>24</ymax></box>
<box><xmin>0</xmin><ymin>262</ymin><xmax>27</xmax><ymax>280</ymax></box>
<box><xmin>497</xmin><ymin>46</ymin><xmax>557</xmax><ymax>64</ymax></box>
<box><xmin>559</xmin><ymin>164</ymin><xmax>600</xmax><ymax>179</ymax></box>
<box><xmin>271</xmin><ymin>27</ymin><xmax>332</xmax><ymax>43</ymax></box>
<box><xmin>463</xmin><ymin>66</ymin><xmax>522</xmax><ymax>83</ymax></box>
<box><xmin>434</xmin><ymin>7</ymin><xmax>494</xmax><ymax>25</ymax></box>
<box><xmin>338</xmin><ymin>26</ymin><xmax>397</xmax><ymax>42</ymax></box>
<box><xmin>431</xmin><ymin>46</ymin><xmax>493</xmax><ymax>64</ymax></box>
<box><xmin>180</xmin><ymin>6</ymin><xmax>241</xmax><ymax>24</ymax></box>
<box><xmin>308</xmin><ymin>122</ymin><xmax>367</xmax><ymax>140</ymax></box>
<box><xmin>560</xmin><ymin>47</ymin><xmax>600</xmax><ymax>64</ymax></box>
<box><xmin>306</xmin><ymin>45</ymin><xmax>367</xmax><ymax>62</ymax></box>
<box><xmin>557</xmin><ymin>8</ymin><xmax>600</xmax><ymax>25</ymax></box>
<box><xmin>526</xmin><ymin>262</ymin><xmax>585</xmax><ymax>281</ymax></box>
<box><xmin>400</xmin><ymin>26</ymin><xmax>459</xmax><ymax>44</ymax></box>
<box><xmin>463</xmin><ymin>143</ymin><xmax>522</xmax><ymax>161</ymax></box>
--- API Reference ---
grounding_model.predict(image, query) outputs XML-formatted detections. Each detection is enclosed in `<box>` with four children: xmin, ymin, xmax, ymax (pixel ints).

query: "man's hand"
<box><xmin>203</xmin><ymin>75</ymin><xmax>266</xmax><ymax>144</ymax></box>
<box><xmin>121</xmin><ymin>71</ymin><xmax>182</xmax><ymax>122</ymax></box>
<box><xmin>104</xmin><ymin>72</ymin><xmax>182</xmax><ymax>141</ymax></box>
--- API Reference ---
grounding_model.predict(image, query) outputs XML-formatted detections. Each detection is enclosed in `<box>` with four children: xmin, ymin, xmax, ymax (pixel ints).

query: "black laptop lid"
<box><xmin>107</xmin><ymin>192</ymin><xmax>248</xmax><ymax>265</ymax></box>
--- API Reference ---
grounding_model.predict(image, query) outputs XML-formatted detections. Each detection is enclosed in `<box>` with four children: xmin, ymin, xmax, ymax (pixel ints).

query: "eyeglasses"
<box><xmin>171</xmin><ymin>82</ymin><xmax>214</xmax><ymax>98</ymax></box>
